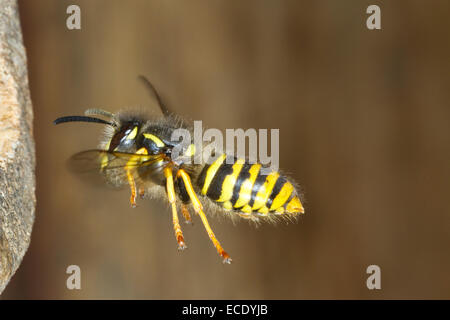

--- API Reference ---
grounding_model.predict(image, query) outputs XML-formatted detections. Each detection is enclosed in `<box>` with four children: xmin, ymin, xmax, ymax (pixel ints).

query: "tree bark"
<box><xmin>0</xmin><ymin>0</ymin><xmax>36</xmax><ymax>294</ymax></box>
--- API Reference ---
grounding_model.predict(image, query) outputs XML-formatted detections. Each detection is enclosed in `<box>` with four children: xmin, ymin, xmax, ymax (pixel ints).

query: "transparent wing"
<box><xmin>67</xmin><ymin>149</ymin><xmax>168</xmax><ymax>188</ymax></box>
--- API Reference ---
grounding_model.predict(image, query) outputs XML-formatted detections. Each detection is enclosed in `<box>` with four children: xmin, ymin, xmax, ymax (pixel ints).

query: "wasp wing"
<box><xmin>67</xmin><ymin>149</ymin><xmax>168</xmax><ymax>189</ymax></box>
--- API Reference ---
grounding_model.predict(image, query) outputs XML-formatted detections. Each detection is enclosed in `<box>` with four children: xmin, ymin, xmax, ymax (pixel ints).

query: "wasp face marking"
<box><xmin>109</xmin><ymin>122</ymin><xmax>140</xmax><ymax>152</ymax></box>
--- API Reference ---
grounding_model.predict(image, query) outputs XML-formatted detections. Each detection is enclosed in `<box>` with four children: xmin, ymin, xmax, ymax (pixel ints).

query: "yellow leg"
<box><xmin>164</xmin><ymin>167</ymin><xmax>187</xmax><ymax>250</ymax></box>
<box><xmin>125</xmin><ymin>147</ymin><xmax>152</xmax><ymax>206</ymax></box>
<box><xmin>126</xmin><ymin>169</ymin><xmax>137</xmax><ymax>208</ymax></box>
<box><xmin>181</xmin><ymin>204</ymin><xmax>193</xmax><ymax>224</ymax></box>
<box><xmin>139</xmin><ymin>187</ymin><xmax>146</xmax><ymax>199</ymax></box>
<box><xmin>177</xmin><ymin>169</ymin><xmax>232</xmax><ymax>264</ymax></box>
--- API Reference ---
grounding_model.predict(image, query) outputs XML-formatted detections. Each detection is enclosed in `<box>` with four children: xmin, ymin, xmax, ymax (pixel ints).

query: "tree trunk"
<box><xmin>0</xmin><ymin>0</ymin><xmax>36</xmax><ymax>294</ymax></box>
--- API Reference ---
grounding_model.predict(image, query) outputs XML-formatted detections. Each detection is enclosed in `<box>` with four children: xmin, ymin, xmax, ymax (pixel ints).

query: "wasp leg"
<box><xmin>177</xmin><ymin>169</ymin><xmax>232</xmax><ymax>264</ymax></box>
<box><xmin>139</xmin><ymin>187</ymin><xmax>146</xmax><ymax>199</ymax></box>
<box><xmin>181</xmin><ymin>204</ymin><xmax>193</xmax><ymax>225</ymax></box>
<box><xmin>126</xmin><ymin>169</ymin><xmax>137</xmax><ymax>208</ymax></box>
<box><xmin>125</xmin><ymin>148</ymin><xmax>149</xmax><ymax>207</ymax></box>
<box><xmin>164</xmin><ymin>167</ymin><xmax>187</xmax><ymax>250</ymax></box>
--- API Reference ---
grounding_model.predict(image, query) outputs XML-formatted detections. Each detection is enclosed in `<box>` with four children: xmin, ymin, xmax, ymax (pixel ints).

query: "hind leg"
<box><xmin>177</xmin><ymin>169</ymin><xmax>231</xmax><ymax>264</ymax></box>
<box><xmin>164</xmin><ymin>167</ymin><xmax>187</xmax><ymax>250</ymax></box>
<box><xmin>181</xmin><ymin>204</ymin><xmax>193</xmax><ymax>224</ymax></box>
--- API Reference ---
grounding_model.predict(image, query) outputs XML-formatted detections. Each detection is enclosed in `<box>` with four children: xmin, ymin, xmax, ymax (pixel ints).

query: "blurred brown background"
<box><xmin>2</xmin><ymin>0</ymin><xmax>450</xmax><ymax>299</ymax></box>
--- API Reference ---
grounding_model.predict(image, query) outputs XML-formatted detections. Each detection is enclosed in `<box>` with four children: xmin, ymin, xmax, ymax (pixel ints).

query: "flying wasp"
<box><xmin>54</xmin><ymin>76</ymin><xmax>305</xmax><ymax>263</ymax></box>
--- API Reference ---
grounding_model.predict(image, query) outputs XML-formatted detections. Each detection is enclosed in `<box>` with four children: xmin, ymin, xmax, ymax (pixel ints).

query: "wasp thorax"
<box><xmin>138</xmin><ymin>132</ymin><xmax>168</xmax><ymax>155</ymax></box>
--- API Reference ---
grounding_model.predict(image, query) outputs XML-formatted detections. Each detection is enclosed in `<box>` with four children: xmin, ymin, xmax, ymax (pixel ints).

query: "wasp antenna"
<box><xmin>53</xmin><ymin>115</ymin><xmax>115</xmax><ymax>126</ymax></box>
<box><xmin>84</xmin><ymin>108</ymin><xmax>114</xmax><ymax>119</ymax></box>
<box><xmin>137</xmin><ymin>75</ymin><xmax>172</xmax><ymax>117</ymax></box>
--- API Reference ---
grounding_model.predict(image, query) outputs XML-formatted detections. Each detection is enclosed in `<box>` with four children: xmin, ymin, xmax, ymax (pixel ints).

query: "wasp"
<box><xmin>54</xmin><ymin>76</ymin><xmax>304</xmax><ymax>263</ymax></box>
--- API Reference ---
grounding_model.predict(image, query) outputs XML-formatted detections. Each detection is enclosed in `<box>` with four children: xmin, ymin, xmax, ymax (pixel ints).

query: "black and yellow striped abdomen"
<box><xmin>197</xmin><ymin>154</ymin><xmax>304</xmax><ymax>218</ymax></box>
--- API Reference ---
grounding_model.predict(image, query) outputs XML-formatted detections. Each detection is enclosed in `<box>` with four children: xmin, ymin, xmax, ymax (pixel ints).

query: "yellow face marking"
<box><xmin>143</xmin><ymin>133</ymin><xmax>165</xmax><ymax>148</ymax></box>
<box><xmin>184</xmin><ymin>144</ymin><xmax>196</xmax><ymax>157</ymax></box>
<box><xmin>217</xmin><ymin>158</ymin><xmax>245</xmax><ymax>202</ymax></box>
<box><xmin>252</xmin><ymin>172</ymin><xmax>280</xmax><ymax>210</ymax></box>
<box><xmin>269</xmin><ymin>182</ymin><xmax>294</xmax><ymax>211</ymax></box>
<box><xmin>201</xmin><ymin>154</ymin><xmax>227</xmax><ymax>195</ymax></box>
<box><xmin>286</xmin><ymin>196</ymin><xmax>304</xmax><ymax>214</ymax></box>
<box><xmin>126</xmin><ymin>126</ymin><xmax>138</xmax><ymax>140</ymax></box>
<box><xmin>234</xmin><ymin>164</ymin><xmax>261</xmax><ymax>208</ymax></box>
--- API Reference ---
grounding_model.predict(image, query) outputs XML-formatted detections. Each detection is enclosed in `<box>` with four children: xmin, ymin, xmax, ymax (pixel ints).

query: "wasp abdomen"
<box><xmin>197</xmin><ymin>154</ymin><xmax>304</xmax><ymax>218</ymax></box>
